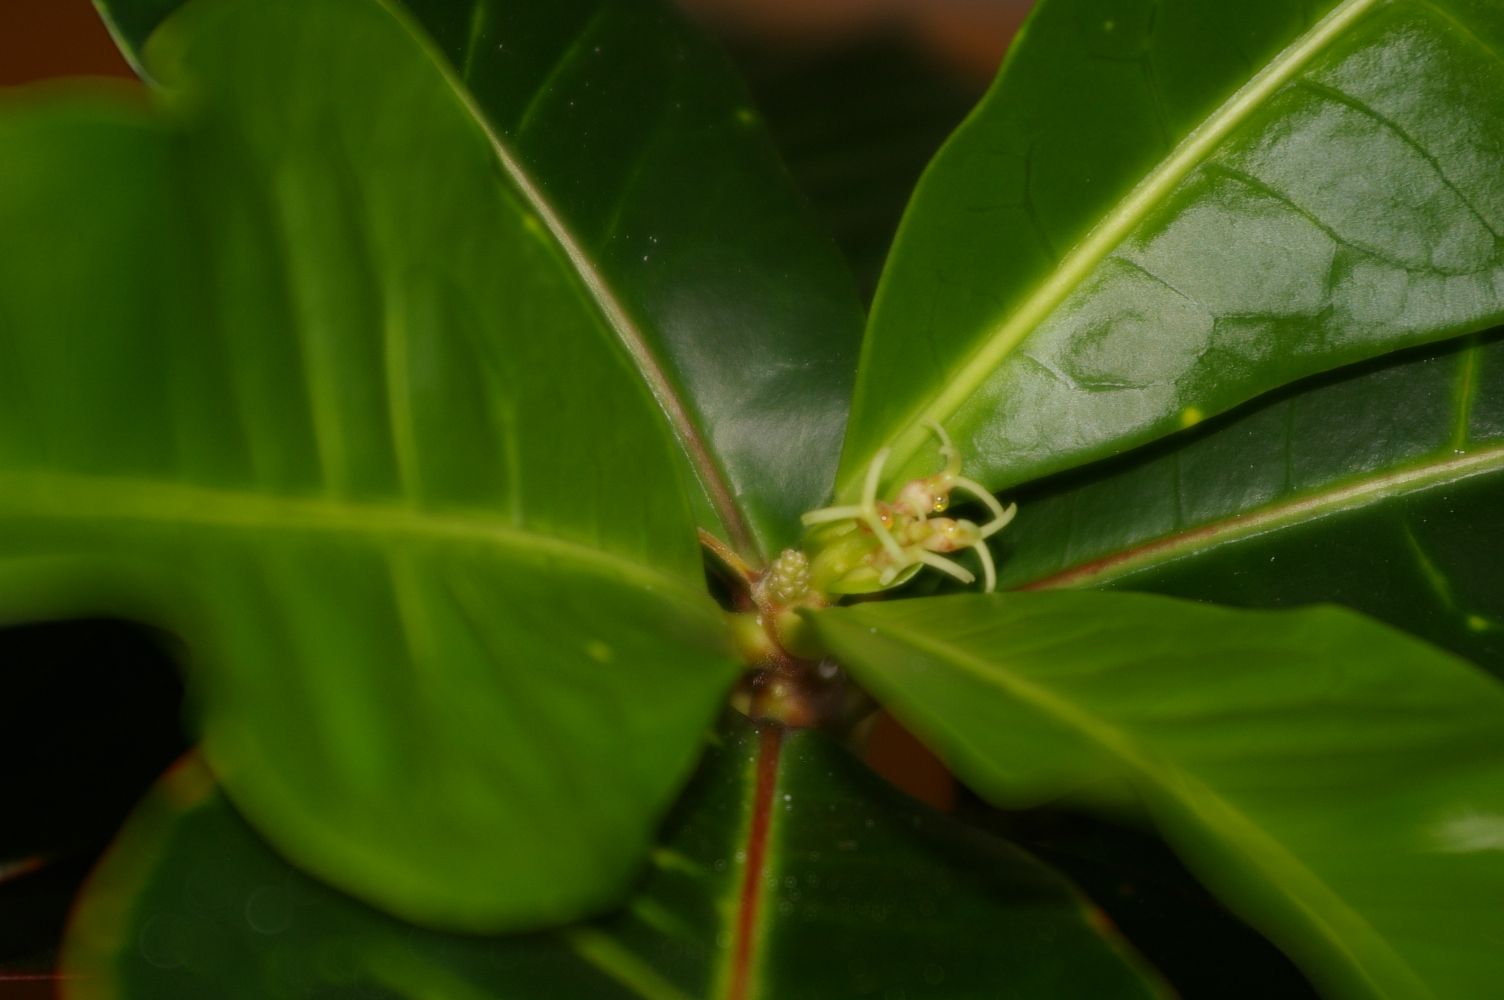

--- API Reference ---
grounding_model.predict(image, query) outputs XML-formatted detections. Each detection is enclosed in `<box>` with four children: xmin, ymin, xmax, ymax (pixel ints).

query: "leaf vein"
<box><xmin>369</xmin><ymin>0</ymin><xmax>756</xmax><ymax>556</ymax></box>
<box><xmin>1295</xmin><ymin>76</ymin><xmax>1502</xmax><ymax>241</ymax></box>
<box><xmin>511</xmin><ymin>6</ymin><xmax>610</xmax><ymax>139</ymax></box>
<box><xmin>857</xmin><ymin>616</ymin><xmax>1434</xmax><ymax>1000</ymax></box>
<box><xmin>0</xmin><ymin>469</ymin><xmax>700</xmax><ymax>601</ymax></box>
<box><xmin>1019</xmin><ymin>441</ymin><xmax>1504</xmax><ymax>589</ymax></box>
<box><xmin>847</xmin><ymin>0</ymin><xmax>1388</xmax><ymax>494</ymax></box>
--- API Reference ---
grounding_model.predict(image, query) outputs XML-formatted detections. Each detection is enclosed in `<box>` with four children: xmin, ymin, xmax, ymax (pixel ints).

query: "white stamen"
<box><xmin>923</xmin><ymin>419</ymin><xmax>960</xmax><ymax>474</ymax></box>
<box><xmin>857</xmin><ymin>447</ymin><xmax>907</xmax><ymax>564</ymax></box>
<box><xmin>973</xmin><ymin>541</ymin><xmax>996</xmax><ymax>593</ymax></box>
<box><xmin>948</xmin><ymin>475</ymin><xmax>1012</xmax><ymax>537</ymax></box>
<box><xmin>868</xmin><ymin>510</ymin><xmax>907</xmax><ymax>564</ymax></box>
<box><xmin>917</xmin><ymin>550</ymin><xmax>974</xmax><ymax>584</ymax></box>
<box><xmin>979</xmin><ymin>501</ymin><xmax>1018</xmax><ymax>539</ymax></box>
<box><xmin>800</xmin><ymin>505</ymin><xmax>866</xmax><ymax>526</ymax></box>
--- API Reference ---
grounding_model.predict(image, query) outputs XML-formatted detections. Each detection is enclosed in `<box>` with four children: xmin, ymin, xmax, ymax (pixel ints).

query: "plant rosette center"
<box><xmin>724</xmin><ymin>423</ymin><xmax>1018</xmax><ymax>728</ymax></box>
<box><xmin>801</xmin><ymin>422</ymin><xmax>1016</xmax><ymax>595</ymax></box>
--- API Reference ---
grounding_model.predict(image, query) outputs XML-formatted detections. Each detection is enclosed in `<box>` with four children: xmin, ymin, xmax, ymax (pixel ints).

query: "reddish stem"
<box><xmin>727</xmin><ymin>723</ymin><xmax>782</xmax><ymax>1000</ymax></box>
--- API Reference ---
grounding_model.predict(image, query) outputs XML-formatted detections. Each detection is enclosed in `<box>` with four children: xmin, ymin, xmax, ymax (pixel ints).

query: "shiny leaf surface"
<box><xmin>839</xmin><ymin>0</ymin><xmax>1504</xmax><ymax>500</ymax></box>
<box><xmin>98</xmin><ymin>0</ymin><xmax>865</xmax><ymax>558</ymax></box>
<box><xmin>0</xmin><ymin>0</ymin><xmax>737</xmax><ymax>930</ymax></box>
<box><xmin>62</xmin><ymin>717</ymin><xmax>1164</xmax><ymax>1000</ymax></box>
<box><xmin>728</xmin><ymin>35</ymin><xmax>986</xmax><ymax>301</ymax></box>
<box><xmin>811</xmin><ymin>591</ymin><xmax>1504</xmax><ymax>1000</ymax></box>
<box><xmin>1000</xmin><ymin>329</ymin><xmax>1504</xmax><ymax>676</ymax></box>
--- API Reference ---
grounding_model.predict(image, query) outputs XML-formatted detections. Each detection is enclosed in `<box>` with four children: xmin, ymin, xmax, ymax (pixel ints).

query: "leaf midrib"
<box><xmin>1018</xmin><ymin>441</ymin><xmax>1504</xmax><ymax>590</ymax></box>
<box><xmin>0</xmin><ymin>469</ymin><xmax>701</xmax><ymax>601</ymax></box>
<box><xmin>846</xmin><ymin>0</ymin><xmax>1385</xmax><ymax>495</ymax></box>
<box><xmin>853</xmin><ymin>614</ymin><xmax>1436</xmax><ymax>1000</ymax></box>
<box><xmin>721</xmin><ymin>724</ymin><xmax>780</xmax><ymax>1000</ymax></box>
<box><xmin>97</xmin><ymin>0</ymin><xmax>758</xmax><ymax>552</ymax></box>
<box><xmin>374</xmin><ymin>0</ymin><xmax>756</xmax><ymax>558</ymax></box>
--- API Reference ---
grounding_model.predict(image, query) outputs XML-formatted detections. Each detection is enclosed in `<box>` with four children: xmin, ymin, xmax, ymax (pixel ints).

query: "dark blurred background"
<box><xmin>0</xmin><ymin>0</ymin><xmax>1029</xmax><ymax>85</ymax></box>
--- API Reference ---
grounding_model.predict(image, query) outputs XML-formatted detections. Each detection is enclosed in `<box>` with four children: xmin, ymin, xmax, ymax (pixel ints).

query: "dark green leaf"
<box><xmin>810</xmin><ymin>591</ymin><xmax>1504</xmax><ymax>1000</ymax></box>
<box><xmin>999</xmin><ymin>329</ymin><xmax>1504</xmax><ymax>677</ymax></box>
<box><xmin>838</xmin><ymin>0</ymin><xmax>1504</xmax><ymax>501</ymax></box>
<box><xmin>727</xmin><ymin>34</ymin><xmax>987</xmax><ymax>302</ymax></box>
<box><xmin>62</xmin><ymin>716</ymin><xmax>1164</xmax><ymax>999</ymax></box>
<box><xmin>0</xmin><ymin>0</ymin><xmax>737</xmax><ymax>930</ymax></box>
<box><xmin>98</xmin><ymin>0</ymin><xmax>866</xmax><ymax>557</ymax></box>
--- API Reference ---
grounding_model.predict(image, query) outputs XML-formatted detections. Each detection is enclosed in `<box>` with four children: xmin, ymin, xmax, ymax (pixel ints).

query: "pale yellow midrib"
<box><xmin>1034</xmin><ymin>441</ymin><xmax>1504</xmax><ymax>589</ymax></box>
<box><xmin>371</xmin><ymin>0</ymin><xmax>755</xmax><ymax>557</ymax></box>
<box><xmin>855</xmin><ymin>0</ymin><xmax>1386</xmax><ymax>493</ymax></box>
<box><xmin>0</xmin><ymin>469</ymin><xmax>694</xmax><ymax>599</ymax></box>
<box><xmin>856</xmin><ymin>616</ymin><xmax>1436</xmax><ymax>1000</ymax></box>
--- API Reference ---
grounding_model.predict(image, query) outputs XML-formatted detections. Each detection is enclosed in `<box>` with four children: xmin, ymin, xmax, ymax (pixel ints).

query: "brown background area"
<box><xmin>0</xmin><ymin>0</ymin><xmax>1028</xmax><ymax>86</ymax></box>
<box><xmin>0</xmin><ymin>3</ymin><xmax>133</xmax><ymax>85</ymax></box>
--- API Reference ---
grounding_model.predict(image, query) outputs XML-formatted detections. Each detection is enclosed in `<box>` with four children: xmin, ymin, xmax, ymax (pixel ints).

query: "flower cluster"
<box><xmin>799</xmin><ymin>423</ymin><xmax>1016</xmax><ymax>595</ymax></box>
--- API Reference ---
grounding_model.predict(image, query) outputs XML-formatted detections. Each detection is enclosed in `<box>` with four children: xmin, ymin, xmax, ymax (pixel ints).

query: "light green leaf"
<box><xmin>810</xmin><ymin>591</ymin><xmax>1504</xmax><ymax>1000</ymax></box>
<box><xmin>62</xmin><ymin>716</ymin><xmax>1165</xmax><ymax>999</ymax></box>
<box><xmin>839</xmin><ymin>0</ymin><xmax>1504</xmax><ymax>500</ymax></box>
<box><xmin>0</xmin><ymin>0</ymin><xmax>737</xmax><ymax>930</ymax></box>
<box><xmin>98</xmin><ymin>0</ymin><xmax>867</xmax><ymax>559</ymax></box>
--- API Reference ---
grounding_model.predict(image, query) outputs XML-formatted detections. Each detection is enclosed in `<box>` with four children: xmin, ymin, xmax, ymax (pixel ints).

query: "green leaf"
<box><xmin>809</xmin><ymin>591</ymin><xmax>1504</xmax><ymax>1000</ymax></box>
<box><xmin>999</xmin><ymin>329</ymin><xmax>1504</xmax><ymax>677</ymax></box>
<box><xmin>0</xmin><ymin>0</ymin><xmax>739</xmax><ymax>930</ymax></box>
<box><xmin>838</xmin><ymin>0</ymin><xmax>1504</xmax><ymax>501</ymax></box>
<box><xmin>62</xmin><ymin>717</ymin><xmax>1164</xmax><ymax>999</ymax></box>
<box><xmin>727</xmin><ymin>35</ymin><xmax>986</xmax><ymax>302</ymax></box>
<box><xmin>97</xmin><ymin>0</ymin><xmax>865</xmax><ymax>558</ymax></box>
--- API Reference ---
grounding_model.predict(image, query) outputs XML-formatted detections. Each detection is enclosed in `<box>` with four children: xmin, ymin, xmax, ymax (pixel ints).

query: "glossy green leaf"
<box><xmin>97</xmin><ymin>0</ymin><xmax>865</xmax><ymax>559</ymax></box>
<box><xmin>728</xmin><ymin>36</ymin><xmax>986</xmax><ymax>301</ymax></box>
<box><xmin>62</xmin><ymin>716</ymin><xmax>1164</xmax><ymax>1000</ymax></box>
<box><xmin>0</xmin><ymin>0</ymin><xmax>739</xmax><ymax>930</ymax></box>
<box><xmin>838</xmin><ymin>0</ymin><xmax>1504</xmax><ymax>501</ymax></box>
<box><xmin>999</xmin><ymin>329</ymin><xmax>1504</xmax><ymax>676</ymax></box>
<box><xmin>810</xmin><ymin>591</ymin><xmax>1504</xmax><ymax>1000</ymax></box>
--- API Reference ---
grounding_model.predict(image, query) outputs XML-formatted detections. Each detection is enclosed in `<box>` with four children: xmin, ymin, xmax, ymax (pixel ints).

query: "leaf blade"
<box><xmin>62</xmin><ymin>718</ymin><xmax>1165</xmax><ymax>1000</ymax></box>
<box><xmin>840</xmin><ymin>0</ymin><xmax>1504</xmax><ymax>499</ymax></box>
<box><xmin>0</xmin><ymin>0</ymin><xmax>739</xmax><ymax>930</ymax></box>
<box><xmin>810</xmin><ymin>591</ymin><xmax>1504</xmax><ymax>1000</ymax></box>
<box><xmin>999</xmin><ymin>330</ymin><xmax>1504</xmax><ymax>676</ymax></box>
<box><xmin>99</xmin><ymin>0</ymin><xmax>867</xmax><ymax>556</ymax></box>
